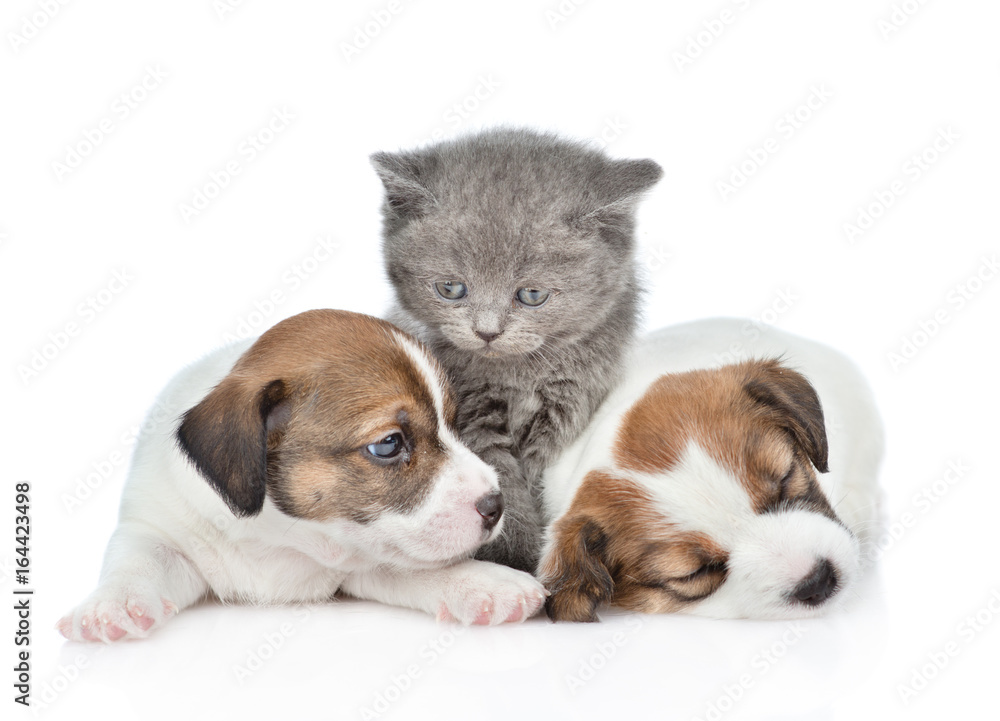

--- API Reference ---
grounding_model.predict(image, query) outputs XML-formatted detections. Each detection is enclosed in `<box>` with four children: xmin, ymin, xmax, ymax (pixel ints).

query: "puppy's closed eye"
<box><xmin>776</xmin><ymin>466</ymin><xmax>796</xmax><ymax>502</ymax></box>
<box><xmin>674</xmin><ymin>560</ymin><xmax>727</xmax><ymax>583</ymax></box>
<box><xmin>661</xmin><ymin>559</ymin><xmax>728</xmax><ymax>602</ymax></box>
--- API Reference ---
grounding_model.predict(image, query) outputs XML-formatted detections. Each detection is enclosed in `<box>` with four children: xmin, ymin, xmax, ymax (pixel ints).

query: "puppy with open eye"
<box><xmin>540</xmin><ymin>318</ymin><xmax>883</xmax><ymax>622</ymax></box>
<box><xmin>59</xmin><ymin>310</ymin><xmax>546</xmax><ymax>643</ymax></box>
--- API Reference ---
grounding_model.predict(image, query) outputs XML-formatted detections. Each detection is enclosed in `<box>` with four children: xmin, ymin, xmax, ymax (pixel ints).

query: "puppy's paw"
<box><xmin>57</xmin><ymin>583</ymin><xmax>177</xmax><ymax>643</ymax></box>
<box><xmin>438</xmin><ymin>561</ymin><xmax>547</xmax><ymax>626</ymax></box>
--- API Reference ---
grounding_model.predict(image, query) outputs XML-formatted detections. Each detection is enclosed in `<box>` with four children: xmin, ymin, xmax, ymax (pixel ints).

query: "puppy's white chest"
<box><xmin>184</xmin><ymin>529</ymin><xmax>350</xmax><ymax>604</ymax></box>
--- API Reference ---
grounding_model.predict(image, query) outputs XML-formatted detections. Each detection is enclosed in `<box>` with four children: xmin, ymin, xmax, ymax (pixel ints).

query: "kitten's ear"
<box><xmin>572</xmin><ymin>157</ymin><xmax>662</xmax><ymax>243</ymax></box>
<box><xmin>370</xmin><ymin>151</ymin><xmax>438</xmax><ymax>219</ymax></box>
<box><xmin>592</xmin><ymin>158</ymin><xmax>664</xmax><ymax>210</ymax></box>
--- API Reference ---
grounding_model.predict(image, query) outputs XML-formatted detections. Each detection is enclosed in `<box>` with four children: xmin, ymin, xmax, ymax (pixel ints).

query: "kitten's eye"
<box><xmin>515</xmin><ymin>288</ymin><xmax>550</xmax><ymax>307</ymax></box>
<box><xmin>365</xmin><ymin>433</ymin><xmax>405</xmax><ymax>460</ymax></box>
<box><xmin>434</xmin><ymin>281</ymin><xmax>467</xmax><ymax>301</ymax></box>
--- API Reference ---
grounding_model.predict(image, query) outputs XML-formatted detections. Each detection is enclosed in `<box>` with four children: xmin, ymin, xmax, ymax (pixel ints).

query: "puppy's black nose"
<box><xmin>475</xmin><ymin>492</ymin><xmax>504</xmax><ymax>531</ymax></box>
<box><xmin>792</xmin><ymin>558</ymin><xmax>838</xmax><ymax>606</ymax></box>
<box><xmin>475</xmin><ymin>330</ymin><xmax>501</xmax><ymax>343</ymax></box>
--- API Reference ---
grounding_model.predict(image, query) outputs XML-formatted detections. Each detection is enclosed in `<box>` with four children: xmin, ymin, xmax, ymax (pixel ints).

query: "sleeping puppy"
<box><xmin>59</xmin><ymin>309</ymin><xmax>546</xmax><ymax>642</ymax></box>
<box><xmin>540</xmin><ymin>318</ymin><xmax>883</xmax><ymax>622</ymax></box>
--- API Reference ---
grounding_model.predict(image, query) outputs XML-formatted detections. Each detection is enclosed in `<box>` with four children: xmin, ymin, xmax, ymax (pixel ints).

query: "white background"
<box><xmin>4</xmin><ymin>1</ymin><xmax>999</xmax><ymax>719</ymax></box>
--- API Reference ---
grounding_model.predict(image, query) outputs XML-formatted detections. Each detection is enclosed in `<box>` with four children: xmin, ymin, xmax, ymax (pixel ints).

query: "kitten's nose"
<box><xmin>475</xmin><ymin>330</ymin><xmax>501</xmax><ymax>343</ymax></box>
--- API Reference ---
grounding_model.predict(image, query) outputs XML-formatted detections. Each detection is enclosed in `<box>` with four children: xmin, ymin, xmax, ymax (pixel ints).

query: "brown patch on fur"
<box><xmin>540</xmin><ymin>471</ymin><xmax>729</xmax><ymax>622</ymax></box>
<box><xmin>440</xmin><ymin>384</ymin><xmax>459</xmax><ymax>431</ymax></box>
<box><xmin>178</xmin><ymin>309</ymin><xmax>448</xmax><ymax>521</ymax></box>
<box><xmin>613</xmin><ymin>359</ymin><xmax>830</xmax><ymax>514</ymax></box>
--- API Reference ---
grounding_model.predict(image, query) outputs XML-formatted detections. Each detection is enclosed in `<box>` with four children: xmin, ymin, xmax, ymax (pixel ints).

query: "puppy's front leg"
<box><xmin>342</xmin><ymin>559</ymin><xmax>548</xmax><ymax>625</ymax></box>
<box><xmin>58</xmin><ymin>523</ymin><xmax>208</xmax><ymax>643</ymax></box>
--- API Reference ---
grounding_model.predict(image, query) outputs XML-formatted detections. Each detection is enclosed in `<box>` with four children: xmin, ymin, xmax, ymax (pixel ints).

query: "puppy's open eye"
<box><xmin>366</xmin><ymin>433</ymin><xmax>404</xmax><ymax>459</ymax></box>
<box><xmin>515</xmin><ymin>288</ymin><xmax>550</xmax><ymax>307</ymax></box>
<box><xmin>434</xmin><ymin>281</ymin><xmax>467</xmax><ymax>301</ymax></box>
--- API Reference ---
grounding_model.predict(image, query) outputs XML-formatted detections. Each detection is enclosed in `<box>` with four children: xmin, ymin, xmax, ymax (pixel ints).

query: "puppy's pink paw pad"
<box><xmin>472</xmin><ymin>604</ymin><xmax>493</xmax><ymax>626</ymax></box>
<box><xmin>105</xmin><ymin>624</ymin><xmax>126</xmax><ymax>641</ymax></box>
<box><xmin>441</xmin><ymin>562</ymin><xmax>548</xmax><ymax>625</ymax></box>
<box><xmin>55</xmin><ymin>616</ymin><xmax>72</xmax><ymax>639</ymax></box>
<box><xmin>127</xmin><ymin>601</ymin><xmax>156</xmax><ymax>631</ymax></box>
<box><xmin>61</xmin><ymin>587</ymin><xmax>177</xmax><ymax>642</ymax></box>
<box><xmin>505</xmin><ymin>601</ymin><xmax>526</xmax><ymax>623</ymax></box>
<box><xmin>131</xmin><ymin>611</ymin><xmax>155</xmax><ymax>632</ymax></box>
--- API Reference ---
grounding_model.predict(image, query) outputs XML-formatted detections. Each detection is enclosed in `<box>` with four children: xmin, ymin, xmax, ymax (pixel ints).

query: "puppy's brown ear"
<box><xmin>744</xmin><ymin>359</ymin><xmax>830</xmax><ymax>473</ymax></box>
<box><xmin>176</xmin><ymin>378</ymin><xmax>289</xmax><ymax>517</ymax></box>
<box><xmin>539</xmin><ymin>517</ymin><xmax>614</xmax><ymax>623</ymax></box>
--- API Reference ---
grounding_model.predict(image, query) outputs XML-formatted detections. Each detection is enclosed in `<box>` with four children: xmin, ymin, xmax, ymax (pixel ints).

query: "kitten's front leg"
<box><xmin>457</xmin><ymin>389</ymin><xmax>543</xmax><ymax>573</ymax></box>
<box><xmin>518</xmin><ymin>379</ymin><xmax>600</xmax><ymax>489</ymax></box>
<box><xmin>341</xmin><ymin>559</ymin><xmax>547</xmax><ymax>625</ymax></box>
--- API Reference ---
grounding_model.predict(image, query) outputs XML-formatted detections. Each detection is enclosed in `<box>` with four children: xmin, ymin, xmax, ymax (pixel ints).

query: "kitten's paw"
<box><xmin>437</xmin><ymin>561</ymin><xmax>547</xmax><ymax>626</ymax></box>
<box><xmin>57</xmin><ymin>583</ymin><xmax>177</xmax><ymax>643</ymax></box>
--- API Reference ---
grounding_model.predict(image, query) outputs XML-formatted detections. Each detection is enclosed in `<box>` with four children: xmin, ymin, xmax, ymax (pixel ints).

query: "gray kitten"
<box><xmin>371</xmin><ymin>128</ymin><xmax>662</xmax><ymax>573</ymax></box>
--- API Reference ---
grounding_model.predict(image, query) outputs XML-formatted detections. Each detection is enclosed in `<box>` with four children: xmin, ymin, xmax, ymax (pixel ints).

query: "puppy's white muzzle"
<box><xmin>370</xmin><ymin>450</ymin><xmax>504</xmax><ymax>566</ymax></box>
<box><xmin>690</xmin><ymin>510</ymin><xmax>860</xmax><ymax>620</ymax></box>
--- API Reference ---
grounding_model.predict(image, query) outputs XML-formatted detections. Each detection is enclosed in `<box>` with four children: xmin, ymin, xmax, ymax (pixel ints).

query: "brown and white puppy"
<box><xmin>540</xmin><ymin>319</ymin><xmax>883</xmax><ymax>622</ymax></box>
<box><xmin>59</xmin><ymin>310</ymin><xmax>545</xmax><ymax>642</ymax></box>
